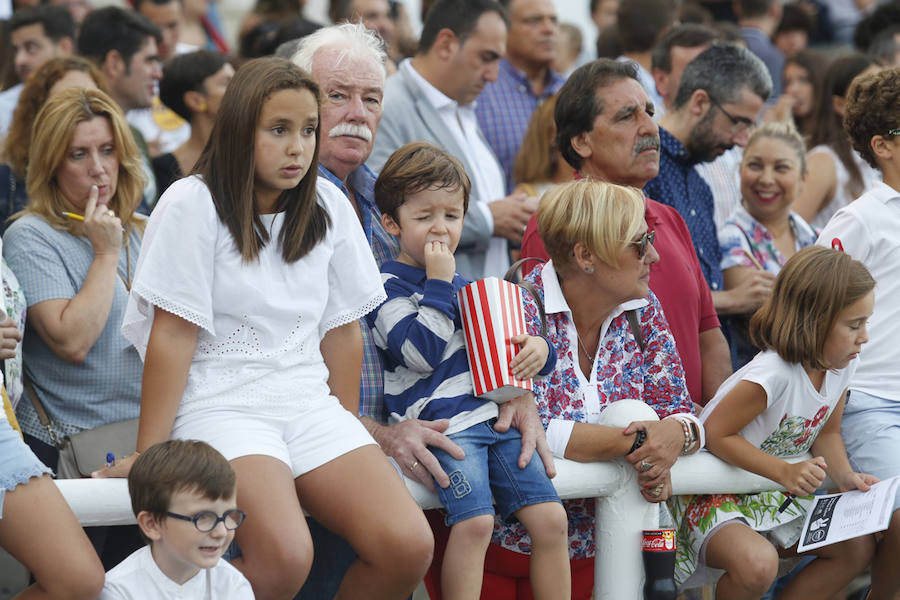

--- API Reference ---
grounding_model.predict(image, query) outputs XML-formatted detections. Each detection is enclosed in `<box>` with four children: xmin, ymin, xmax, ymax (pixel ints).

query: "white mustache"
<box><xmin>328</xmin><ymin>122</ymin><xmax>373</xmax><ymax>142</ymax></box>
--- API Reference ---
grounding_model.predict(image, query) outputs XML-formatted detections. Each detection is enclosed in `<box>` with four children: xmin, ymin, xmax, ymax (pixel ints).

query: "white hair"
<box><xmin>291</xmin><ymin>22</ymin><xmax>388</xmax><ymax>81</ymax></box>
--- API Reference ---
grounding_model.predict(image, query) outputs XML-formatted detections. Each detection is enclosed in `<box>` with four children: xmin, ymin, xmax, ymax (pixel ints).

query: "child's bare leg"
<box><xmin>230</xmin><ymin>455</ymin><xmax>314</xmax><ymax>600</ymax></box>
<box><xmin>706</xmin><ymin>522</ymin><xmax>778</xmax><ymax>600</ymax></box>
<box><xmin>870</xmin><ymin>510</ymin><xmax>900</xmax><ymax>600</ymax></box>
<box><xmin>296</xmin><ymin>444</ymin><xmax>433</xmax><ymax>600</ymax></box>
<box><xmin>441</xmin><ymin>514</ymin><xmax>494</xmax><ymax>600</ymax></box>
<box><xmin>0</xmin><ymin>475</ymin><xmax>104</xmax><ymax>600</ymax></box>
<box><xmin>777</xmin><ymin>533</ymin><xmax>874</xmax><ymax>600</ymax></box>
<box><xmin>515</xmin><ymin>501</ymin><xmax>570</xmax><ymax>600</ymax></box>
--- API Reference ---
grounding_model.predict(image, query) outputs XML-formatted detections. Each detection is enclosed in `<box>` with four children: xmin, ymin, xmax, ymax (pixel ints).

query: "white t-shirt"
<box><xmin>817</xmin><ymin>181</ymin><xmax>900</xmax><ymax>401</ymax></box>
<box><xmin>100</xmin><ymin>545</ymin><xmax>254</xmax><ymax>599</ymax></box>
<box><xmin>121</xmin><ymin>175</ymin><xmax>386</xmax><ymax>416</ymax></box>
<box><xmin>700</xmin><ymin>350</ymin><xmax>856</xmax><ymax>457</ymax></box>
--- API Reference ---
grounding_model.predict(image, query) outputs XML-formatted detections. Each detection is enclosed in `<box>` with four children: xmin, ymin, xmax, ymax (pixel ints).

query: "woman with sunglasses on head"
<box><xmin>483</xmin><ymin>178</ymin><xmax>702</xmax><ymax>599</ymax></box>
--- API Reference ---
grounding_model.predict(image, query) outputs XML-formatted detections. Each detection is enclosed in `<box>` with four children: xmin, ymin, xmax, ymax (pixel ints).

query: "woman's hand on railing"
<box><xmin>91</xmin><ymin>451</ymin><xmax>139</xmax><ymax>479</ymax></box>
<box><xmin>640</xmin><ymin>471</ymin><xmax>672</xmax><ymax>503</ymax></box>
<box><xmin>624</xmin><ymin>418</ymin><xmax>683</xmax><ymax>484</ymax></box>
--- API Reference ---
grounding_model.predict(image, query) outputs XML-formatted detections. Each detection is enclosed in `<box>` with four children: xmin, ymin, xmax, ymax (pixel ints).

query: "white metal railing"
<box><xmin>54</xmin><ymin>401</ymin><xmax>806</xmax><ymax>599</ymax></box>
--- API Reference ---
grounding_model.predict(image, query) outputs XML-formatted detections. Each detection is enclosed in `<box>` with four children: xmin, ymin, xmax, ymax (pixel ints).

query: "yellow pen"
<box><xmin>61</xmin><ymin>211</ymin><xmax>85</xmax><ymax>222</ymax></box>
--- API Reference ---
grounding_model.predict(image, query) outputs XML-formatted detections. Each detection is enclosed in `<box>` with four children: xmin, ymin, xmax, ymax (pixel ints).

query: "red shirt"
<box><xmin>520</xmin><ymin>198</ymin><xmax>719</xmax><ymax>404</ymax></box>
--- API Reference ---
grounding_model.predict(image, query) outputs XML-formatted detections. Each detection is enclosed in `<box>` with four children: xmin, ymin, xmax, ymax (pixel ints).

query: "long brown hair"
<box><xmin>23</xmin><ymin>88</ymin><xmax>145</xmax><ymax>234</ymax></box>
<box><xmin>808</xmin><ymin>53</ymin><xmax>874</xmax><ymax>196</ymax></box>
<box><xmin>194</xmin><ymin>56</ymin><xmax>327</xmax><ymax>263</ymax></box>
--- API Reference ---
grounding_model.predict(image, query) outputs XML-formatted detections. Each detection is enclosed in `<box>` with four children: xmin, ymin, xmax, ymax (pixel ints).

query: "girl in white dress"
<box><xmin>103</xmin><ymin>57</ymin><xmax>433</xmax><ymax>599</ymax></box>
<box><xmin>671</xmin><ymin>246</ymin><xmax>878</xmax><ymax>599</ymax></box>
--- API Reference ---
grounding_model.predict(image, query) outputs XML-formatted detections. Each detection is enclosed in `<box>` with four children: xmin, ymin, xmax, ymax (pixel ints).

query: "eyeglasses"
<box><xmin>887</xmin><ymin>128</ymin><xmax>900</xmax><ymax>137</ymax></box>
<box><xmin>708</xmin><ymin>97</ymin><xmax>755</xmax><ymax>135</ymax></box>
<box><xmin>631</xmin><ymin>229</ymin><xmax>656</xmax><ymax>259</ymax></box>
<box><xmin>165</xmin><ymin>509</ymin><xmax>246</xmax><ymax>532</ymax></box>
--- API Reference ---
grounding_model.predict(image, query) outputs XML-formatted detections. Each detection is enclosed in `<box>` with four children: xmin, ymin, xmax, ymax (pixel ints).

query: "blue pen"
<box><xmin>106</xmin><ymin>452</ymin><xmax>116</xmax><ymax>468</ymax></box>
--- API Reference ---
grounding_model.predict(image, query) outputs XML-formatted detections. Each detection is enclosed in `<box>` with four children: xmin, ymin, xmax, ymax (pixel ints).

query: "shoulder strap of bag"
<box><xmin>504</xmin><ymin>257</ymin><xmax>547</xmax><ymax>338</ymax></box>
<box><xmin>24</xmin><ymin>374</ymin><xmax>62</xmax><ymax>447</ymax></box>
<box><xmin>626</xmin><ymin>309</ymin><xmax>644</xmax><ymax>353</ymax></box>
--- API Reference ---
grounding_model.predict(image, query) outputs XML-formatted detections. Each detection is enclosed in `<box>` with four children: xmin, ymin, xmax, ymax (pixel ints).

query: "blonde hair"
<box><xmin>22</xmin><ymin>88</ymin><xmax>146</xmax><ymax>234</ymax></box>
<box><xmin>537</xmin><ymin>178</ymin><xmax>645</xmax><ymax>273</ymax></box>
<box><xmin>744</xmin><ymin>120</ymin><xmax>808</xmax><ymax>175</ymax></box>
<box><xmin>750</xmin><ymin>246</ymin><xmax>874</xmax><ymax>371</ymax></box>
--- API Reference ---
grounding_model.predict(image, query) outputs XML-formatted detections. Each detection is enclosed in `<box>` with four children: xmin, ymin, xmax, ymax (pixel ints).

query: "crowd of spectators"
<box><xmin>1</xmin><ymin>0</ymin><xmax>899</xmax><ymax>598</ymax></box>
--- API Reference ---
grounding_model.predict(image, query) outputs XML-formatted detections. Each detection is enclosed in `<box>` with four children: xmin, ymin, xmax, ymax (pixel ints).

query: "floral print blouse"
<box><xmin>491</xmin><ymin>261</ymin><xmax>696</xmax><ymax>559</ymax></box>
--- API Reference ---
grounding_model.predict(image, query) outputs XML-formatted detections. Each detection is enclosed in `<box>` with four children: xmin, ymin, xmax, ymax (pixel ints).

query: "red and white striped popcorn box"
<box><xmin>458</xmin><ymin>277</ymin><xmax>533</xmax><ymax>403</ymax></box>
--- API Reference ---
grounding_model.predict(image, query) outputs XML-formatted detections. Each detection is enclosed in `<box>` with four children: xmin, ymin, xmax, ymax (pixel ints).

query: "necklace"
<box><xmin>576</xmin><ymin>330</ymin><xmax>596</xmax><ymax>360</ymax></box>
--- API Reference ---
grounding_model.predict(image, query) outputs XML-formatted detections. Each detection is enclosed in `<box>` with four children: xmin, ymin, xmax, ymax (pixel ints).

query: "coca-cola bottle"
<box><xmin>642</xmin><ymin>502</ymin><xmax>677</xmax><ymax>600</ymax></box>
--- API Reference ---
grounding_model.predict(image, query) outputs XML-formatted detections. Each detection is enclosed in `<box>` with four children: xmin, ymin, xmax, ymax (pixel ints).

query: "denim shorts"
<box><xmin>432</xmin><ymin>419</ymin><xmax>561</xmax><ymax>526</ymax></box>
<box><xmin>0</xmin><ymin>418</ymin><xmax>52</xmax><ymax>518</ymax></box>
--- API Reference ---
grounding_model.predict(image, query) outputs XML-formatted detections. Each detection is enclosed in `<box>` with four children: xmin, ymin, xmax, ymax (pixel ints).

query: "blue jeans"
<box><xmin>432</xmin><ymin>419</ymin><xmax>560</xmax><ymax>526</ymax></box>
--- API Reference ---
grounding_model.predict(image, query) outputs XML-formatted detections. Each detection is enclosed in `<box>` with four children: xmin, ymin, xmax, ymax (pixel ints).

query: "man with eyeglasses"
<box><xmin>645</xmin><ymin>43</ymin><xmax>772</xmax><ymax>320</ymax></box>
<box><xmin>521</xmin><ymin>58</ymin><xmax>732</xmax><ymax>408</ymax></box>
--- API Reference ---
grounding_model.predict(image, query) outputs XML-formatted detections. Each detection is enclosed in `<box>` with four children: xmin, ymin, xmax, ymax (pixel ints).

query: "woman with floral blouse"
<box><xmin>486</xmin><ymin>179</ymin><xmax>703</xmax><ymax>598</ymax></box>
<box><xmin>719</xmin><ymin>121</ymin><xmax>817</xmax><ymax>369</ymax></box>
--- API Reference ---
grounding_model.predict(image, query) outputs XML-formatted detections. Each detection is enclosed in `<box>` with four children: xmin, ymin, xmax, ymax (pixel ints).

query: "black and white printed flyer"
<box><xmin>797</xmin><ymin>476</ymin><xmax>900</xmax><ymax>552</ymax></box>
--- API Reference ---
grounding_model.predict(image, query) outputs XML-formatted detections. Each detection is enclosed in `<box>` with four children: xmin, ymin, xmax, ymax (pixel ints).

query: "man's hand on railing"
<box><xmin>91</xmin><ymin>451</ymin><xmax>140</xmax><ymax>478</ymax></box>
<box><xmin>494</xmin><ymin>392</ymin><xmax>556</xmax><ymax>479</ymax></box>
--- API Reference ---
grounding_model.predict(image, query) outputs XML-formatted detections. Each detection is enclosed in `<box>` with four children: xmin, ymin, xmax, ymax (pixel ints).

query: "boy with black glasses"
<box><xmin>100</xmin><ymin>440</ymin><xmax>253</xmax><ymax>598</ymax></box>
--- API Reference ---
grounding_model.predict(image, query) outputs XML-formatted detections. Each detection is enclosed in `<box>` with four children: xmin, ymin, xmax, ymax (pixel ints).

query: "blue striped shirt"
<box><xmin>368</xmin><ymin>261</ymin><xmax>555</xmax><ymax>434</ymax></box>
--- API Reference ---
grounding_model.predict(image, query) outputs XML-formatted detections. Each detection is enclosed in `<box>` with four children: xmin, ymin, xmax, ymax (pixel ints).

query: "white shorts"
<box><xmin>172</xmin><ymin>398</ymin><xmax>376</xmax><ymax>478</ymax></box>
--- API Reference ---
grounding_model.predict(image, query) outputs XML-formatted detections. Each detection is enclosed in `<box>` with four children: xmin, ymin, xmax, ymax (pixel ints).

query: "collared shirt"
<box><xmin>719</xmin><ymin>205</ymin><xmax>817</xmax><ymax>369</ymax></box>
<box><xmin>644</xmin><ymin>127</ymin><xmax>724</xmax><ymax>291</ymax></box>
<box><xmin>99</xmin><ymin>545</ymin><xmax>254</xmax><ymax>600</ymax></box>
<box><xmin>492</xmin><ymin>260</ymin><xmax>697</xmax><ymax>559</ymax></box>
<box><xmin>719</xmin><ymin>205</ymin><xmax>817</xmax><ymax>273</ymax></box>
<box><xmin>521</xmin><ymin>196</ymin><xmax>718</xmax><ymax>405</ymax></box>
<box><xmin>817</xmin><ymin>181</ymin><xmax>900</xmax><ymax>401</ymax></box>
<box><xmin>475</xmin><ymin>59</ymin><xmax>565</xmax><ymax>192</ymax></box>
<box><xmin>319</xmin><ymin>164</ymin><xmax>399</xmax><ymax>424</ymax></box>
<box><xmin>401</xmin><ymin>59</ymin><xmax>509</xmax><ymax>276</ymax></box>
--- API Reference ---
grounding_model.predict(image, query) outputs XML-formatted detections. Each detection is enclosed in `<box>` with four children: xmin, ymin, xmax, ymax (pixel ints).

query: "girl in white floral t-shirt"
<box><xmin>671</xmin><ymin>246</ymin><xmax>878</xmax><ymax>598</ymax></box>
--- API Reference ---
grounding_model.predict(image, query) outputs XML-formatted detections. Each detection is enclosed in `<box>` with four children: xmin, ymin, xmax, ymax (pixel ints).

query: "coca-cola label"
<box><xmin>642</xmin><ymin>529</ymin><xmax>675</xmax><ymax>552</ymax></box>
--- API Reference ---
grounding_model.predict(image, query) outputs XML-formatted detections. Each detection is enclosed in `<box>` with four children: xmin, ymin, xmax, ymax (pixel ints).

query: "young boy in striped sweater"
<box><xmin>367</xmin><ymin>142</ymin><xmax>570</xmax><ymax>599</ymax></box>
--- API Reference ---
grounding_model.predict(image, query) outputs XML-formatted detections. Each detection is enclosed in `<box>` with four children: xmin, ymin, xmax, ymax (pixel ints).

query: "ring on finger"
<box><xmin>640</xmin><ymin>460</ymin><xmax>653</xmax><ymax>473</ymax></box>
<box><xmin>106</xmin><ymin>209</ymin><xmax>115</xmax><ymax>217</ymax></box>
<box><xmin>409</xmin><ymin>461</ymin><xmax>419</xmax><ymax>471</ymax></box>
<box><xmin>651</xmin><ymin>483</ymin><xmax>664</xmax><ymax>496</ymax></box>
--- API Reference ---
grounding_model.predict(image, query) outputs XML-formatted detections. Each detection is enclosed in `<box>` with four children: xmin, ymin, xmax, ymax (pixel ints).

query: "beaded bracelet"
<box><xmin>629</xmin><ymin>429</ymin><xmax>646</xmax><ymax>454</ymax></box>
<box><xmin>679</xmin><ymin>418</ymin><xmax>697</xmax><ymax>455</ymax></box>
